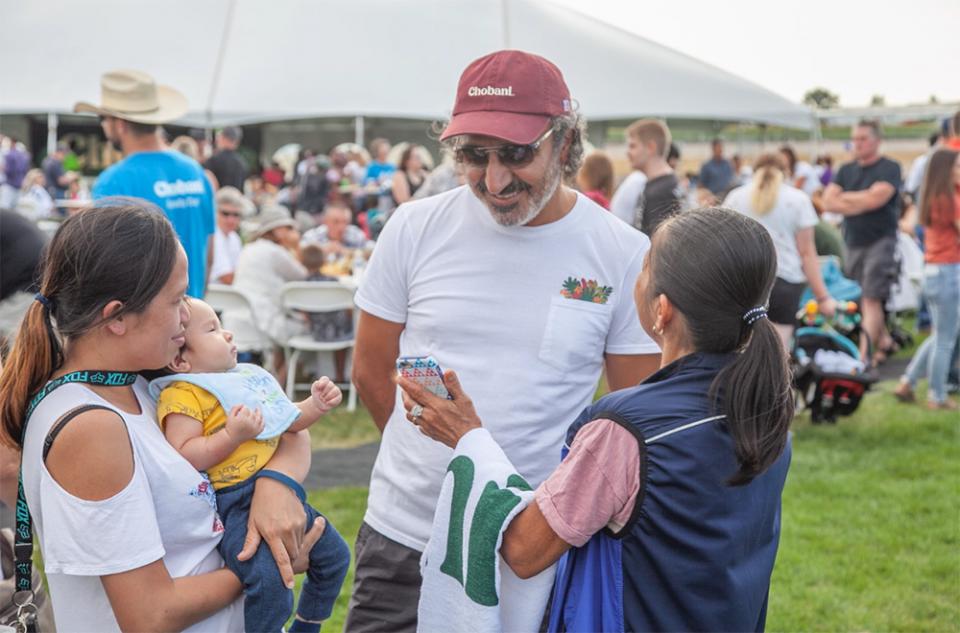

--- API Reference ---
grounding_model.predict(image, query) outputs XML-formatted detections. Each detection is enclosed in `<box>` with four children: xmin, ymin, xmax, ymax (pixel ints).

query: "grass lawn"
<box><xmin>307</xmin><ymin>403</ymin><xmax>380</xmax><ymax>449</ymax></box>
<box><xmin>768</xmin><ymin>381</ymin><xmax>959</xmax><ymax>631</ymax></box>
<box><xmin>303</xmin><ymin>381</ymin><xmax>958</xmax><ymax>631</ymax></box>
<box><xmin>298</xmin><ymin>486</ymin><xmax>368</xmax><ymax>633</ymax></box>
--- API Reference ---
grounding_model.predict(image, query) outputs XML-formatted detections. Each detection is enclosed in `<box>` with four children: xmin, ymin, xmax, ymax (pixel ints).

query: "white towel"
<box><xmin>813</xmin><ymin>348</ymin><xmax>865</xmax><ymax>374</ymax></box>
<box><xmin>418</xmin><ymin>428</ymin><xmax>556</xmax><ymax>633</ymax></box>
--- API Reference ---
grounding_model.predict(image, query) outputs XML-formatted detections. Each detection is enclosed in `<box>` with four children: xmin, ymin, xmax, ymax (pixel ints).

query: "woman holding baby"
<box><xmin>0</xmin><ymin>200</ymin><xmax>326</xmax><ymax>631</ymax></box>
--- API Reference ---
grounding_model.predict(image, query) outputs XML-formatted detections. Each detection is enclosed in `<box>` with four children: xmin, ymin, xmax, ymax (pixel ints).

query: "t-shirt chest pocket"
<box><xmin>539</xmin><ymin>295</ymin><xmax>612</xmax><ymax>372</ymax></box>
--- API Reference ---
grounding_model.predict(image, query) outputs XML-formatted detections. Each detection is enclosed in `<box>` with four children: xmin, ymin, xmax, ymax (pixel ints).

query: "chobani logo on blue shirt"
<box><xmin>154</xmin><ymin>178</ymin><xmax>206</xmax><ymax>197</ymax></box>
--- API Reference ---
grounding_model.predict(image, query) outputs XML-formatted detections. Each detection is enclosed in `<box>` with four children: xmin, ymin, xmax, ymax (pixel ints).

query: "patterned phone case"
<box><xmin>396</xmin><ymin>355</ymin><xmax>451</xmax><ymax>399</ymax></box>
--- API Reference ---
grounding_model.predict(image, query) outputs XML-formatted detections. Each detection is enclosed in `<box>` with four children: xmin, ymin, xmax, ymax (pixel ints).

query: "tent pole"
<box><xmin>501</xmin><ymin>0</ymin><xmax>511</xmax><ymax>48</ymax></box>
<box><xmin>47</xmin><ymin>113</ymin><xmax>59</xmax><ymax>156</ymax></box>
<box><xmin>355</xmin><ymin>115</ymin><xmax>365</xmax><ymax>147</ymax></box>
<box><xmin>206</xmin><ymin>0</ymin><xmax>238</xmax><ymax>131</ymax></box>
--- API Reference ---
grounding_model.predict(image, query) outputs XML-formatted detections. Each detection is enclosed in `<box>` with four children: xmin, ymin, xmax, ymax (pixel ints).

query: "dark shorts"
<box><xmin>344</xmin><ymin>522</ymin><xmax>422</xmax><ymax>633</ymax></box>
<box><xmin>768</xmin><ymin>278</ymin><xmax>807</xmax><ymax>325</ymax></box>
<box><xmin>845</xmin><ymin>235</ymin><xmax>898</xmax><ymax>301</ymax></box>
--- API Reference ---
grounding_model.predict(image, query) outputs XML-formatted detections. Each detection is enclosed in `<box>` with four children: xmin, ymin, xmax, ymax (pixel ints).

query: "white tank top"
<box><xmin>21</xmin><ymin>377</ymin><xmax>243</xmax><ymax>632</ymax></box>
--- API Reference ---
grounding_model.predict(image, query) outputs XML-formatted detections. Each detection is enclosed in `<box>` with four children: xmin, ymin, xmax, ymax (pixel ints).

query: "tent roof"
<box><xmin>0</xmin><ymin>0</ymin><xmax>813</xmax><ymax>129</ymax></box>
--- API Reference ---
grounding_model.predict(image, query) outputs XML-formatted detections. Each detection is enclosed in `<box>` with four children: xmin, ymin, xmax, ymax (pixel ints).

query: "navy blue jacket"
<box><xmin>547</xmin><ymin>352</ymin><xmax>791</xmax><ymax>632</ymax></box>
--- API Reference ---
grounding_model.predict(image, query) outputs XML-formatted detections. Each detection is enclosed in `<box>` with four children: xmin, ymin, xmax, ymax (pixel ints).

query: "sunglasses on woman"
<box><xmin>455</xmin><ymin>128</ymin><xmax>554</xmax><ymax>168</ymax></box>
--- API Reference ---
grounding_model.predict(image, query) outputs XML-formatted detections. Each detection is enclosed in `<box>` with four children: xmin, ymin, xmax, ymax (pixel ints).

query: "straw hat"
<box><xmin>74</xmin><ymin>69</ymin><xmax>188</xmax><ymax>124</ymax></box>
<box><xmin>253</xmin><ymin>206</ymin><xmax>297</xmax><ymax>239</ymax></box>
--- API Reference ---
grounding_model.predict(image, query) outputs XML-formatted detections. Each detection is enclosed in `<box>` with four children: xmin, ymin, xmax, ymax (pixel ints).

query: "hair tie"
<box><xmin>34</xmin><ymin>292</ymin><xmax>53</xmax><ymax>311</ymax></box>
<box><xmin>742</xmin><ymin>306</ymin><xmax>767</xmax><ymax>326</ymax></box>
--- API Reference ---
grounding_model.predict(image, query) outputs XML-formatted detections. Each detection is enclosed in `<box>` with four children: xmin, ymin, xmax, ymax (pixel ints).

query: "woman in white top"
<box><xmin>0</xmin><ymin>200</ymin><xmax>324</xmax><ymax>632</ymax></box>
<box><xmin>723</xmin><ymin>154</ymin><xmax>837</xmax><ymax>348</ymax></box>
<box><xmin>230</xmin><ymin>206</ymin><xmax>307</xmax><ymax>382</ymax></box>
<box><xmin>780</xmin><ymin>145</ymin><xmax>822</xmax><ymax>198</ymax></box>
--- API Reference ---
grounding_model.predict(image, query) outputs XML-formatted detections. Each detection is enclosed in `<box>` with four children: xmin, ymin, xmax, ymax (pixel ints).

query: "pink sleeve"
<box><xmin>534</xmin><ymin>418</ymin><xmax>641</xmax><ymax>547</ymax></box>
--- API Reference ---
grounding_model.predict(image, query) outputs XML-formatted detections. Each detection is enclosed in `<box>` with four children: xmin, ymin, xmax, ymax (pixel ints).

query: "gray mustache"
<box><xmin>477</xmin><ymin>179</ymin><xmax>531</xmax><ymax>196</ymax></box>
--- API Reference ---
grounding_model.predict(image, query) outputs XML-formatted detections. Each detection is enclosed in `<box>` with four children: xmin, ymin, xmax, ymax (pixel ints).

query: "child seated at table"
<box><xmin>149</xmin><ymin>298</ymin><xmax>350</xmax><ymax>633</ymax></box>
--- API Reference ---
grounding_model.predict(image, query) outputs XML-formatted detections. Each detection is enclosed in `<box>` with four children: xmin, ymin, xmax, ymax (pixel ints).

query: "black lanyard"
<box><xmin>12</xmin><ymin>370</ymin><xmax>138</xmax><ymax>630</ymax></box>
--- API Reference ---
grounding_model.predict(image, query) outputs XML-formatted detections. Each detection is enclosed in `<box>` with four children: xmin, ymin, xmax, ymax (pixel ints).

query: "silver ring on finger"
<box><xmin>410</xmin><ymin>404</ymin><xmax>424</xmax><ymax>421</ymax></box>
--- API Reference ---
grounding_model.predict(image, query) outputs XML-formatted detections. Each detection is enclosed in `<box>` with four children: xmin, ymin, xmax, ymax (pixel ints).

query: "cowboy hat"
<box><xmin>74</xmin><ymin>69</ymin><xmax>188</xmax><ymax>124</ymax></box>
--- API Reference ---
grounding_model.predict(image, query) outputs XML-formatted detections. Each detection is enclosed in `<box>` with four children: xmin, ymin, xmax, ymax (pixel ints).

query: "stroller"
<box><xmin>792</xmin><ymin>257</ymin><xmax>878</xmax><ymax>423</ymax></box>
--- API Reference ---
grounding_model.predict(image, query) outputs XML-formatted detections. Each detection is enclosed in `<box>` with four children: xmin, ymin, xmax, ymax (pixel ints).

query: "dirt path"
<box><xmin>305</xmin><ymin>441</ymin><xmax>379</xmax><ymax>490</ymax></box>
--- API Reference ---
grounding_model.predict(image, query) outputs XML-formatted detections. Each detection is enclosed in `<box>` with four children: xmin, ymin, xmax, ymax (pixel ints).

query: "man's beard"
<box><xmin>472</xmin><ymin>158</ymin><xmax>563</xmax><ymax>227</ymax></box>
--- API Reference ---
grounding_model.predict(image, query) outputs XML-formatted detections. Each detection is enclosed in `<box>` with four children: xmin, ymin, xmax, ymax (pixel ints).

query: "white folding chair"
<box><xmin>205</xmin><ymin>284</ymin><xmax>275</xmax><ymax>369</ymax></box>
<box><xmin>279</xmin><ymin>281</ymin><xmax>358</xmax><ymax>411</ymax></box>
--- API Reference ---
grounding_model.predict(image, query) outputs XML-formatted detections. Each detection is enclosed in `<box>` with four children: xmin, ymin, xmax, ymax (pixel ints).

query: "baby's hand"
<box><xmin>311</xmin><ymin>377</ymin><xmax>342</xmax><ymax>415</ymax></box>
<box><xmin>225</xmin><ymin>404</ymin><xmax>264</xmax><ymax>442</ymax></box>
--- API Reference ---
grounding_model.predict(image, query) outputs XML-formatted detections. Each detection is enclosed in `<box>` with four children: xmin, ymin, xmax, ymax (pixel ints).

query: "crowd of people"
<box><xmin>0</xmin><ymin>47</ymin><xmax>957</xmax><ymax>633</ymax></box>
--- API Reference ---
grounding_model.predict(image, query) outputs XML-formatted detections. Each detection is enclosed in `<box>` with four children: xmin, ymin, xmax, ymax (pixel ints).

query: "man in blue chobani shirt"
<box><xmin>77</xmin><ymin>70</ymin><xmax>214</xmax><ymax>298</ymax></box>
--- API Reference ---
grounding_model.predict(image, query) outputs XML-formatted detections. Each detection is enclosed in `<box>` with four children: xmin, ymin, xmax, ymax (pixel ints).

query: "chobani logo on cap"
<box><xmin>468</xmin><ymin>85</ymin><xmax>515</xmax><ymax>97</ymax></box>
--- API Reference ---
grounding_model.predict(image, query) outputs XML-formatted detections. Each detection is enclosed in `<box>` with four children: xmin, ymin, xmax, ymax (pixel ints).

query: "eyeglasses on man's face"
<box><xmin>219</xmin><ymin>209</ymin><xmax>242</xmax><ymax>218</ymax></box>
<box><xmin>455</xmin><ymin>128</ymin><xmax>554</xmax><ymax>169</ymax></box>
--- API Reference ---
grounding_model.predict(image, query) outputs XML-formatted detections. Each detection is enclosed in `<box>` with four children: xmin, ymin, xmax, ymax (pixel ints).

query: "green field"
<box><xmin>769</xmin><ymin>381</ymin><xmax>959</xmax><ymax>631</ymax></box>
<box><xmin>303</xmin><ymin>371</ymin><xmax>959</xmax><ymax>631</ymax></box>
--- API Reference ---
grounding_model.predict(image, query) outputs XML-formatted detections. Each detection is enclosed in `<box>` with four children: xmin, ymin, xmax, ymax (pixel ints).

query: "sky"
<box><xmin>550</xmin><ymin>0</ymin><xmax>959</xmax><ymax>107</ymax></box>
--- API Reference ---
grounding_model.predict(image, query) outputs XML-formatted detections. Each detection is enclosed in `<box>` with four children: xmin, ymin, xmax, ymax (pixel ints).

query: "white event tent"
<box><xmin>0</xmin><ymin>0</ymin><xmax>813</xmax><ymax>135</ymax></box>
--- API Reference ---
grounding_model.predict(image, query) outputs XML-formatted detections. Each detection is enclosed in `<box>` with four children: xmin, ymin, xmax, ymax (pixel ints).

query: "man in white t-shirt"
<box><xmin>609</xmin><ymin>170</ymin><xmax>647</xmax><ymax>225</ymax></box>
<box><xmin>345</xmin><ymin>50</ymin><xmax>661</xmax><ymax>633</ymax></box>
<box><xmin>208</xmin><ymin>187</ymin><xmax>247</xmax><ymax>285</ymax></box>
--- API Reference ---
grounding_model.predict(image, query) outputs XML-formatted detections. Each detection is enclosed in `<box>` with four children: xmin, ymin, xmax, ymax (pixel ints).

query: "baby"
<box><xmin>149</xmin><ymin>298</ymin><xmax>349</xmax><ymax>633</ymax></box>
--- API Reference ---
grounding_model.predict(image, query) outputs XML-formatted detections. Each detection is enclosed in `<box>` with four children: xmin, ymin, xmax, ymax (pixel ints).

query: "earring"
<box><xmin>653</xmin><ymin>323</ymin><xmax>662</xmax><ymax>335</ymax></box>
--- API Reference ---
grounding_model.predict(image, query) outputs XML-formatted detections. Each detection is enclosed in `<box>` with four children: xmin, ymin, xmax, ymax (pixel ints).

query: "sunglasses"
<box><xmin>220</xmin><ymin>210</ymin><xmax>242</xmax><ymax>218</ymax></box>
<box><xmin>455</xmin><ymin>128</ymin><xmax>554</xmax><ymax>168</ymax></box>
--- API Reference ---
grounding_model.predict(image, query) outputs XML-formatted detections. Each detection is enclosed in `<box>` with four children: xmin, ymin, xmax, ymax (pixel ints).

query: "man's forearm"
<box><xmin>823</xmin><ymin>191</ymin><xmax>856</xmax><ymax>215</ymax></box>
<box><xmin>354</xmin><ymin>371</ymin><xmax>396</xmax><ymax>432</ymax></box>
<box><xmin>839</xmin><ymin>190</ymin><xmax>878</xmax><ymax>214</ymax></box>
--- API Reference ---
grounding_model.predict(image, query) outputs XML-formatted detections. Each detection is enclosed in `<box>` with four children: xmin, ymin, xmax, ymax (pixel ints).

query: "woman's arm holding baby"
<box><xmin>289</xmin><ymin>377</ymin><xmax>343</xmax><ymax>431</ymax></box>
<box><xmin>164</xmin><ymin>405</ymin><xmax>264</xmax><ymax>471</ymax></box>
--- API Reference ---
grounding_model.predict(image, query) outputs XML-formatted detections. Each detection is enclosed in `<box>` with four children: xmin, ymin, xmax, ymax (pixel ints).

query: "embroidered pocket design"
<box><xmin>560</xmin><ymin>276</ymin><xmax>612</xmax><ymax>304</ymax></box>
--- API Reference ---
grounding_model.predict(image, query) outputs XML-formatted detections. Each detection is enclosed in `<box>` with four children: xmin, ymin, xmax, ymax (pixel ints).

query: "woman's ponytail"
<box><xmin>0</xmin><ymin>296</ymin><xmax>62</xmax><ymax>446</ymax></box>
<box><xmin>749</xmin><ymin>154</ymin><xmax>787</xmax><ymax>216</ymax></box>
<box><xmin>713</xmin><ymin>315</ymin><xmax>793</xmax><ymax>486</ymax></box>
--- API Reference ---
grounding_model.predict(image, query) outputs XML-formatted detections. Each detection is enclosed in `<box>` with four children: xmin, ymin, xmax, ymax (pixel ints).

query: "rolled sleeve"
<box><xmin>535</xmin><ymin>418</ymin><xmax>641</xmax><ymax>547</ymax></box>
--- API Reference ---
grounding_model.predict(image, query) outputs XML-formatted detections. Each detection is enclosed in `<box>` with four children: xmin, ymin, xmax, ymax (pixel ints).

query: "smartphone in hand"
<box><xmin>396</xmin><ymin>355</ymin><xmax>451</xmax><ymax>399</ymax></box>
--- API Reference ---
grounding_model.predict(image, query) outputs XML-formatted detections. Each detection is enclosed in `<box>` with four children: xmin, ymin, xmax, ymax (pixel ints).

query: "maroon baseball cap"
<box><xmin>440</xmin><ymin>50</ymin><xmax>572</xmax><ymax>145</ymax></box>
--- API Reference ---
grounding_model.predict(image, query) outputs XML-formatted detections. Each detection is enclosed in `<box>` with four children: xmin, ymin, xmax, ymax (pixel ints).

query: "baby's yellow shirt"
<box><xmin>156</xmin><ymin>381</ymin><xmax>279</xmax><ymax>490</ymax></box>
